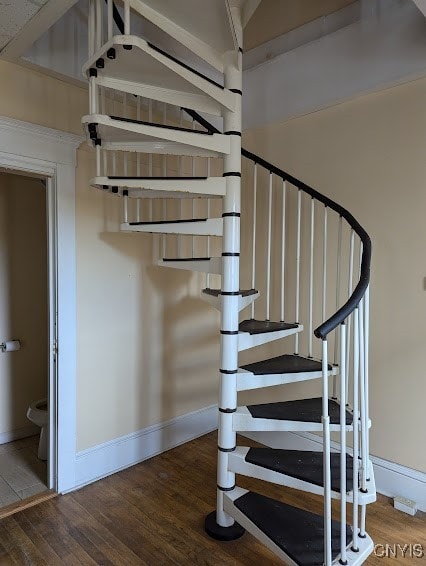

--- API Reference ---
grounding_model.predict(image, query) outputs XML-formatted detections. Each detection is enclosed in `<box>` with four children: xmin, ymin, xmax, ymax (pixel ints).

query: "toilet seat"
<box><xmin>27</xmin><ymin>398</ymin><xmax>48</xmax><ymax>424</ymax></box>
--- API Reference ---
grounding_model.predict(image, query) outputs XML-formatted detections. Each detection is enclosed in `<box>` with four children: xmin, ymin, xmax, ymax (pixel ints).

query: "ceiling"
<box><xmin>244</xmin><ymin>0</ymin><xmax>358</xmax><ymax>50</ymax></box>
<box><xmin>0</xmin><ymin>0</ymin><xmax>49</xmax><ymax>50</ymax></box>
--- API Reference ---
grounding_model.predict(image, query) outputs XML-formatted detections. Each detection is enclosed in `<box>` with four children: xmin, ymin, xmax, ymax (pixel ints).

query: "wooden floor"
<box><xmin>0</xmin><ymin>432</ymin><xmax>424</xmax><ymax>565</ymax></box>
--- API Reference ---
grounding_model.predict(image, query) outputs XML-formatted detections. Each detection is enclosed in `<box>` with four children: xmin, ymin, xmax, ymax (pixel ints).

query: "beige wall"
<box><xmin>0</xmin><ymin>173</ymin><xmax>48</xmax><ymax>435</ymax></box>
<box><xmin>242</xmin><ymin>77</ymin><xmax>426</xmax><ymax>473</ymax></box>
<box><xmin>0</xmin><ymin>59</ymin><xmax>220</xmax><ymax>451</ymax></box>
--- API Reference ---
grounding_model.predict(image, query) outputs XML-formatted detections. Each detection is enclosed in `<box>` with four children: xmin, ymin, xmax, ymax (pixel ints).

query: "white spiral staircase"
<box><xmin>82</xmin><ymin>2</ymin><xmax>376</xmax><ymax>564</ymax></box>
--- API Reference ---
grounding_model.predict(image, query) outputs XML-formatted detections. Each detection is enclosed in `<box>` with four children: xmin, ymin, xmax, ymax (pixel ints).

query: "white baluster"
<box><xmin>322</xmin><ymin>339</ymin><xmax>332</xmax><ymax>566</ymax></box>
<box><xmin>364</xmin><ymin>284</ymin><xmax>370</xmax><ymax>473</ymax></box>
<box><xmin>333</xmin><ymin>215</ymin><xmax>342</xmax><ymax>394</ymax></box>
<box><xmin>280</xmin><ymin>180</ymin><xmax>286</xmax><ymax>322</ymax></box>
<box><xmin>346</xmin><ymin>230</ymin><xmax>355</xmax><ymax>393</ymax></box>
<box><xmin>206</xmin><ymin>157</ymin><xmax>211</xmax><ymax>288</ymax></box>
<box><xmin>107</xmin><ymin>0</ymin><xmax>113</xmax><ymax>41</ymax></box>
<box><xmin>123</xmin><ymin>190</ymin><xmax>128</xmax><ymax>223</ymax></box>
<box><xmin>251</xmin><ymin>163</ymin><xmax>257</xmax><ymax>319</ymax></box>
<box><xmin>352</xmin><ymin>307</ymin><xmax>360</xmax><ymax>552</ymax></box>
<box><xmin>295</xmin><ymin>190</ymin><xmax>301</xmax><ymax>354</ymax></box>
<box><xmin>88</xmin><ymin>0</ymin><xmax>95</xmax><ymax>58</ymax></box>
<box><xmin>322</xmin><ymin>206</ymin><xmax>328</xmax><ymax>322</ymax></box>
<box><xmin>95</xmin><ymin>0</ymin><xmax>102</xmax><ymax>50</ymax></box>
<box><xmin>266</xmin><ymin>173</ymin><xmax>272</xmax><ymax>320</ymax></box>
<box><xmin>136</xmin><ymin>97</ymin><xmax>141</xmax><ymax>176</ymax></box>
<box><xmin>308</xmin><ymin>198</ymin><xmax>314</xmax><ymax>357</ymax></box>
<box><xmin>124</xmin><ymin>0</ymin><xmax>130</xmax><ymax>34</ymax></box>
<box><xmin>340</xmin><ymin>322</ymin><xmax>347</xmax><ymax>564</ymax></box>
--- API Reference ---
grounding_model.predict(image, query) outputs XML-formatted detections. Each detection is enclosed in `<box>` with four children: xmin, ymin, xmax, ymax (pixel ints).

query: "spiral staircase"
<box><xmin>82</xmin><ymin>1</ymin><xmax>375</xmax><ymax>564</ymax></box>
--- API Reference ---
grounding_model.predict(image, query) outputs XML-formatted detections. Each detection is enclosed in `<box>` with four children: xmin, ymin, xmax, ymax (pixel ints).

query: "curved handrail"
<box><xmin>184</xmin><ymin>109</ymin><xmax>371</xmax><ymax>340</ymax></box>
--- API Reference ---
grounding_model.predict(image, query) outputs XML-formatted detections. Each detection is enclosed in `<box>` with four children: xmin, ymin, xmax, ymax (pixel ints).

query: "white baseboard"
<box><xmin>74</xmin><ymin>405</ymin><xmax>218</xmax><ymax>491</ymax></box>
<box><xmin>241</xmin><ymin>431</ymin><xmax>426</xmax><ymax>513</ymax></box>
<box><xmin>0</xmin><ymin>424</ymin><xmax>39</xmax><ymax>445</ymax></box>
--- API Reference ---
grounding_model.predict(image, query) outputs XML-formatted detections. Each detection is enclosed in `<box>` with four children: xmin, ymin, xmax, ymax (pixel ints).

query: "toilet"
<box><xmin>27</xmin><ymin>399</ymin><xmax>48</xmax><ymax>460</ymax></box>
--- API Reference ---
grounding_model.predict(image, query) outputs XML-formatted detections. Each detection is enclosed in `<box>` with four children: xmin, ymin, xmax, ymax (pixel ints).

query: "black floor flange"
<box><xmin>204</xmin><ymin>511</ymin><xmax>245</xmax><ymax>541</ymax></box>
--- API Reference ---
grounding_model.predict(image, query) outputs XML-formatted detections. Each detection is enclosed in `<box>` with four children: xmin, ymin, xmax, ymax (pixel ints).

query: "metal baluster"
<box><xmin>148</xmin><ymin>100</ymin><xmax>153</xmax><ymax>221</ymax></box>
<box><xmin>266</xmin><ymin>172</ymin><xmax>272</xmax><ymax>320</ymax></box>
<box><xmin>308</xmin><ymin>198</ymin><xmax>314</xmax><ymax>357</ymax></box>
<box><xmin>136</xmin><ymin>97</ymin><xmax>141</xmax><ymax>176</ymax></box>
<box><xmin>322</xmin><ymin>206</ymin><xmax>328</xmax><ymax>323</ymax></box>
<box><xmin>251</xmin><ymin>163</ymin><xmax>257</xmax><ymax>319</ymax></box>
<box><xmin>88</xmin><ymin>0</ymin><xmax>95</xmax><ymax>58</ymax></box>
<box><xmin>177</xmin><ymin>109</ymin><xmax>183</xmax><ymax>259</ymax></box>
<box><xmin>340</xmin><ymin>322</ymin><xmax>347</xmax><ymax>565</ymax></box>
<box><xmin>364</xmin><ymin>284</ymin><xmax>370</xmax><ymax>476</ymax></box>
<box><xmin>333</xmin><ymin>215</ymin><xmax>342</xmax><ymax>395</ymax></box>
<box><xmin>123</xmin><ymin>93</ymin><xmax>128</xmax><ymax>176</ymax></box>
<box><xmin>101</xmin><ymin>87</ymin><xmax>107</xmax><ymax>176</ymax></box>
<box><xmin>359</xmin><ymin>294</ymin><xmax>367</xmax><ymax>538</ymax></box>
<box><xmin>95</xmin><ymin>0</ymin><xmax>102</xmax><ymax>51</ymax></box>
<box><xmin>162</xmin><ymin>103</ymin><xmax>167</xmax><ymax>258</ymax></box>
<box><xmin>192</xmin><ymin>119</ymin><xmax>196</xmax><ymax>258</ymax></box>
<box><xmin>206</xmin><ymin>157</ymin><xmax>211</xmax><ymax>289</ymax></box>
<box><xmin>346</xmin><ymin>230</ymin><xmax>355</xmax><ymax>394</ymax></box>
<box><xmin>280</xmin><ymin>180</ymin><xmax>286</xmax><ymax>322</ymax></box>
<box><xmin>352</xmin><ymin>306</ymin><xmax>360</xmax><ymax>553</ymax></box>
<box><xmin>322</xmin><ymin>338</ymin><xmax>332</xmax><ymax>566</ymax></box>
<box><xmin>123</xmin><ymin>190</ymin><xmax>128</xmax><ymax>223</ymax></box>
<box><xmin>295</xmin><ymin>190</ymin><xmax>301</xmax><ymax>354</ymax></box>
<box><xmin>124</xmin><ymin>0</ymin><xmax>130</xmax><ymax>34</ymax></box>
<box><xmin>107</xmin><ymin>0</ymin><xmax>113</xmax><ymax>40</ymax></box>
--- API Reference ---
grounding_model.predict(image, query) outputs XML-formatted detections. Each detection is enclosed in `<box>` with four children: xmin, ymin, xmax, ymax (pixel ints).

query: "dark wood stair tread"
<box><xmin>129</xmin><ymin>218</ymin><xmax>207</xmax><ymax>225</ymax></box>
<box><xmin>245</xmin><ymin>448</ymin><xmax>353</xmax><ymax>492</ymax></box>
<box><xmin>202</xmin><ymin>288</ymin><xmax>258</xmax><ymax>297</ymax></box>
<box><xmin>107</xmin><ymin>176</ymin><xmax>208</xmax><ymax>180</ymax></box>
<box><xmin>240</xmin><ymin>354</ymin><xmax>330</xmax><ymax>375</ymax></box>
<box><xmin>234</xmin><ymin>490</ymin><xmax>352</xmax><ymax>566</ymax></box>
<box><xmin>247</xmin><ymin>398</ymin><xmax>353</xmax><ymax>425</ymax></box>
<box><xmin>239</xmin><ymin>319</ymin><xmax>298</xmax><ymax>335</ymax></box>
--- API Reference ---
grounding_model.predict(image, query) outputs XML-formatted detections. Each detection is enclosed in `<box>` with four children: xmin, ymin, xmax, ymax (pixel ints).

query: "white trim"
<box><xmin>0</xmin><ymin>116</ymin><xmax>82</xmax><ymax>494</ymax></box>
<box><xmin>0</xmin><ymin>425</ymin><xmax>39</xmax><ymax>446</ymax></box>
<box><xmin>241</xmin><ymin>431</ymin><xmax>426</xmax><ymax>512</ymax></box>
<box><xmin>73</xmin><ymin>405</ymin><xmax>218</xmax><ymax>491</ymax></box>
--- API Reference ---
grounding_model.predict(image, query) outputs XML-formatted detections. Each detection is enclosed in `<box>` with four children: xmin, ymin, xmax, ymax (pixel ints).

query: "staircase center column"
<box><xmin>205</xmin><ymin>9</ymin><xmax>245</xmax><ymax>539</ymax></box>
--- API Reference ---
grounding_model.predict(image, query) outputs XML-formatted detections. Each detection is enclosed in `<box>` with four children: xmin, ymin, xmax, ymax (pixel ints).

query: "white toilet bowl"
<box><xmin>27</xmin><ymin>399</ymin><xmax>48</xmax><ymax>460</ymax></box>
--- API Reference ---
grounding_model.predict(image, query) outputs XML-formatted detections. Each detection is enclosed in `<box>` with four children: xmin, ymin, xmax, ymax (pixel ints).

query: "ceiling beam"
<box><xmin>412</xmin><ymin>0</ymin><xmax>426</xmax><ymax>17</ymax></box>
<box><xmin>0</xmin><ymin>0</ymin><xmax>79</xmax><ymax>61</ymax></box>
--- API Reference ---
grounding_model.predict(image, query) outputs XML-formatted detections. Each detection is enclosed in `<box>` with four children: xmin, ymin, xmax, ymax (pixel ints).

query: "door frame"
<box><xmin>0</xmin><ymin>116</ymin><xmax>82</xmax><ymax>493</ymax></box>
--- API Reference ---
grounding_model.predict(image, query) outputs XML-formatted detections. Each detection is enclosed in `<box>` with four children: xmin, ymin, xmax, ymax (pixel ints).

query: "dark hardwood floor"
<box><xmin>0</xmin><ymin>432</ymin><xmax>424</xmax><ymax>565</ymax></box>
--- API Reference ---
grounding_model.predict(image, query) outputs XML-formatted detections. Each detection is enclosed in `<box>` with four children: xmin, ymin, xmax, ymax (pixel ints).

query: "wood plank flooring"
<box><xmin>0</xmin><ymin>432</ymin><xmax>424</xmax><ymax>565</ymax></box>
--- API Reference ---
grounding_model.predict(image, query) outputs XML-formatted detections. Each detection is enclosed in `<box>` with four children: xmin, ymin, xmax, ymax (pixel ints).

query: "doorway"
<box><xmin>0</xmin><ymin>170</ymin><xmax>52</xmax><ymax>507</ymax></box>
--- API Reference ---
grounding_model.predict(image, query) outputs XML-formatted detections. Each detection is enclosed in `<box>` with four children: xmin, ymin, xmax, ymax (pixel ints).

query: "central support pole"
<box><xmin>205</xmin><ymin>9</ymin><xmax>244</xmax><ymax>541</ymax></box>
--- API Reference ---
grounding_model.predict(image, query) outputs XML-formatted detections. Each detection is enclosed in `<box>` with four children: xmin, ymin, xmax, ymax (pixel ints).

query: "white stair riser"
<box><xmin>158</xmin><ymin>257</ymin><xmax>222</xmax><ymax>274</ymax></box>
<box><xmin>237</xmin><ymin>367</ymin><xmax>337</xmax><ymax>392</ymax></box>
<box><xmin>238</xmin><ymin>324</ymin><xmax>303</xmax><ymax>351</ymax></box>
